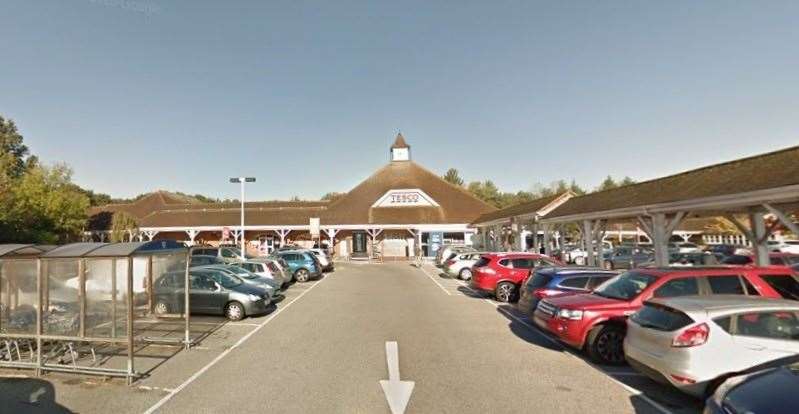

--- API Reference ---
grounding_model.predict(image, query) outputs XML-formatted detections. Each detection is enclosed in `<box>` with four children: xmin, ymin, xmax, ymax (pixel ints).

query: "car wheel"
<box><xmin>587</xmin><ymin>325</ymin><xmax>626</xmax><ymax>365</ymax></box>
<box><xmin>225</xmin><ymin>301</ymin><xmax>245</xmax><ymax>321</ymax></box>
<box><xmin>603</xmin><ymin>260</ymin><xmax>614</xmax><ymax>270</ymax></box>
<box><xmin>495</xmin><ymin>282</ymin><xmax>517</xmax><ymax>303</ymax></box>
<box><xmin>154</xmin><ymin>301</ymin><xmax>170</xmax><ymax>316</ymax></box>
<box><xmin>295</xmin><ymin>268</ymin><xmax>310</xmax><ymax>283</ymax></box>
<box><xmin>574</xmin><ymin>256</ymin><xmax>585</xmax><ymax>266</ymax></box>
<box><xmin>459</xmin><ymin>268</ymin><xmax>473</xmax><ymax>281</ymax></box>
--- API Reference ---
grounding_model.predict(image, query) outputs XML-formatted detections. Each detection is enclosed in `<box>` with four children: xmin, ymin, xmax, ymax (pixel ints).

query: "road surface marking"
<box><xmin>417</xmin><ymin>265</ymin><xmax>451</xmax><ymax>295</ymax></box>
<box><xmin>142</xmin><ymin>275</ymin><xmax>331</xmax><ymax>414</ymax></box>
<box><xmin>379</xmin><ymin>341</ymin><xmax>415</xmax><ymax>414</ymax></box>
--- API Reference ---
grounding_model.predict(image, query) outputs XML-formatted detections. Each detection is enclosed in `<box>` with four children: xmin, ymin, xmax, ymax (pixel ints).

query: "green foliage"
<box><xmin>1</xmin><ymin>163</ymin><xmax>90</xmax><ymax>243</ymax></box>
<box><xmin>110</xmin><ymin>211</ymin><xmax>138</xmax><ymax>242</ymax></box>
<box><xmin>466</xmin><ymin>178</ymin><xmax>587</xmax><ymax>209</ymax></box>
<box><xmin>321</xmin><ymin>192</ymin><xmax>346</xmax><ymax>201</ymax></box>
<box><xmin>595</xmin><ymin>175</ymin><xmax>636</xmax><ymax>192</ymax></box>
<box><xmin>443</xmin><ymin>168</ymin><xmax>464</xmax><ymax>186</ymax></box>
<box><xmin>0</xmin><ymin>116</ymin><xmax>90</xmax><ymax>243</ymax></box>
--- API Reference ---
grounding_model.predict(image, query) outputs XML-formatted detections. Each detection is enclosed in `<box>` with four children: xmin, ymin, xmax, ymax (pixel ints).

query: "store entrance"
<box><xmin>352</xmin><ymin>231</ymin><xmax>368</xmax><ymax>256</ymax></box>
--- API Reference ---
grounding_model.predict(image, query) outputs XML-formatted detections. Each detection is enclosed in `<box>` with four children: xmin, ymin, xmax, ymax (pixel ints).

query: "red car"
<box><xmin>533</xmin><ymin>266</ymin><xmax>799</xmax><ymax>365</ymax></box>
<box><xmin>470</xmin><ymin>253</ymin><xmax>563</xmax><ymax>302</ymax></box>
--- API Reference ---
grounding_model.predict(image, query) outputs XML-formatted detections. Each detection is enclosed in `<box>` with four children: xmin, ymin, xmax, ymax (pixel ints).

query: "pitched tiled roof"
<box><xmin>547</xmin><ymin>145</ymin><xmax>799</xmax><ymax>219</ymax></box>
<box><xmin>472</xmin><ymin>193</ymin><xmax>570</xmax><ymax>225</ymax></box>
<box><xmin>88</xmin><ymin>191</ymin><xmax>203</xmax><ymax>219</ymax></box>
<box><xmin>140</xmin><ymin>206</ymin><xmax>328</xmax><ymax>227</ymax></box>
<box><xmin>321</xmin><ymin>161</ymin><xmax>495</xmax><ymax>225</ymax></box>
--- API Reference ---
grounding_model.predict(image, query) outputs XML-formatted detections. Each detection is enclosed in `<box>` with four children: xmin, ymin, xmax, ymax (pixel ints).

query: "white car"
<box><xmin>669</xmin><ymin>242</ymin><xmax>702</xmax><ymax>254</ymax></box>
<box><xmin>436</xmin><ymin>245</ymin><xmax>474</xmax><ymax>266</ymax></box>
<box><xmin>443</xmin><ymin>252</ymin><xmax>485</xmax><ymax>280</ymax></box>
<box><xmin>308</xmin><ymin>248</ymin><xmax>333</xmax><ymax>271</ymax></box>
<box><xmin>565</xmin><ymin>241</ymin><xmax>614</xmax><ymax>265</ymax></box>
<box><xmin>768</xmin><ymin>240</ymin><xmax>799</xmax><ymax>254</ymax></box>
<box><xmin>624</xmin><ymin>295</ymin><xmax>799</xmax><ymax>398</ymax></box>
<box><xmin>239</xmin><ymin>259</ymin><xmax>288</xmax><ymax>288</ymax></box>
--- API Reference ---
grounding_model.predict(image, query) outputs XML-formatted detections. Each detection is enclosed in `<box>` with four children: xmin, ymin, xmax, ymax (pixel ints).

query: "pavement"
<box><xmin>0</xmin><ymin>262</ymin><xmax>703</xmax><ymax>414</ymax></box>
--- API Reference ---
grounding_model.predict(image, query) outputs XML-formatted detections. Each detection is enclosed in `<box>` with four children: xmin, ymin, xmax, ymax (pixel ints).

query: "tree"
<box><xmin>0</xmin><ymin>115</ymin><xmax>30</xmax><ymax>179</ymax></box>
<box><xmin>467</xmin><ymin>180</ymin><xmax>502</xmax><ymax>207</ymax></box>
<box><xmin>443</xmin><ymin>168</ymin><xmax>464</xmax><ymax>187</ymax></box>
<box><xmin>321</xmin><ymin>192</ymin><xmax>346</xmax><ymax>202</ymax></box>
<box><xmin>110</xmin><ymin>211</ymin><xmax>138</xmax><ymax>242</ymax></box>
<box><xmin>596</xmin><ymin>175</ymin><xmax>618</xmax><ymax>192</ymax></box>
<box><xmin>3</xmin><ymin>163</ymin><xmax>90</xmax><ymax>243</ymax></box>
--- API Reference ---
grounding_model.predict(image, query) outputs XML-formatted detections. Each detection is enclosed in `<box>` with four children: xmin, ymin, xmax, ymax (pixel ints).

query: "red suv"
<box><xmin>471</xmin><ymin>253</ymin><xmax>563</xmax><ymax>302</ymax></box>
<box><xmin>532</xmin><ymin>266</ymin><xmax>799</xmax><ymax>365</ymax></box>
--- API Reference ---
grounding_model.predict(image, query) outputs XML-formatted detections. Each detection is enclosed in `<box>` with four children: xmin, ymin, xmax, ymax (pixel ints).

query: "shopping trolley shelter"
<box><xmin>1</xmin><ymin>140</ymin><xmax>798</xmax><ymax>414</ymax></box>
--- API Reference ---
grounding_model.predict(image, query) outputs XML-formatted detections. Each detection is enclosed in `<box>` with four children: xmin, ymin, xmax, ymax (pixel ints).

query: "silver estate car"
<box><xmin>625</xmin><ymin>295</ymin><xmax>799</xmax><ymax>398</ymax></box>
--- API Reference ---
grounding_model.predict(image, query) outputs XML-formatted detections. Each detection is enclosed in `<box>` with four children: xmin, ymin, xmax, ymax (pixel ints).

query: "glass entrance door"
<box><xmin>353</xmin><ymin>232</ymin><xmax>367</xmax><ymax>254</ymax></box>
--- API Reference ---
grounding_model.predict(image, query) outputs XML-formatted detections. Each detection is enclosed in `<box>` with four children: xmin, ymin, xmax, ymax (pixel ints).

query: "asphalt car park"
<box><xmin>0</xmin><ymin>262</ymin><xmax>702</xmax><ymax>413</ymax></box>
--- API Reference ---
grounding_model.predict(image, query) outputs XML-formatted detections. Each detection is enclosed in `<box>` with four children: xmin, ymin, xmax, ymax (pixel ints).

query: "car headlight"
<box><xmin>247</xmin><ymin>294</ymin><xmax>261</xmax><ymax>302</ymax></box>
<box><xmin>557</xmin><ymin>309</ymin><xmax>584</xmax><ymax>320</ymax></box>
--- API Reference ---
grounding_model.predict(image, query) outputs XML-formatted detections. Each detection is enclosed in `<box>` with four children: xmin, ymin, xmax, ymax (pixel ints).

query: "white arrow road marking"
<box><xmin>379</xmin><ymin>341</ymin><xmax>415</xmax><ymax>414</ymax></box>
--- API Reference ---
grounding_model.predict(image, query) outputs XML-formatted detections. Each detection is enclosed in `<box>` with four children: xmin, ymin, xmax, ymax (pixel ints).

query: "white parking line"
<box><xmin>142</xmin><ymin>275</ymin><xmax>332</xmax><ymax>414</ymax></box>
<box><xmin>417</xmin><ymin>266</ymin><xmax>451</xmax><ymax>296</ymax></box>
<box><xmin>432</xmin><ymin>265</ymin><xmax>674</xmax><ymax>414</ymax></box>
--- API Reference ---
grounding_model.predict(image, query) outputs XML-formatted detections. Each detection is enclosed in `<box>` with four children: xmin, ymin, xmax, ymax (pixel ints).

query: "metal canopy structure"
<box><xmin>539</xmin><ymin>145</ymin><xmax>799</xmax><ymax>267</ymax></box>
<box><xmin>0</xmin><ymin>241</ymin><xmax>193</xmax><ymax>384</ymax></box>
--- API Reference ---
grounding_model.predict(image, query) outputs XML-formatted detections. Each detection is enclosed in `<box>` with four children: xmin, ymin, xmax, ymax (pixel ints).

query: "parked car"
<box><xmin>562</xmin><ymin>241</ymin><xmax>614</xmax><ymax>265</ymax></box>
<box><xmin>601</xmin><ymin>246</ymin><xmax>654</xmax><ymax>270</ymax></box>
<box><xmin>308</xmin><ymin>248</ymin><xmax>334</xmax><ymax>272</ymax></box>
<box><xmin>153</xmin><ymin>268</ymin><xmax>271</xmax><ymax>321</ymax></box>
<box><xmin>238</xmin><ymin>259</ymin><xmax>289</xmax><ymax>288</ymax></box>
<box><xmin>436</xmin><ymin>245</ymin><xmax>474</xmax><ymax>267</ymax></box>
<box><xmin>516</xmin><ymin>267</ymin><xmax>618</xmax><ymax>315</ymax></box>
<box><xmin>470</xmin><ymin>253</ymin><xmax>564</xmax><ymax>302</ymax></box>
<box><xmin>533</xmin><ymin>266</ymin><xmax>798</xmax><ymax>364</ymax></box>
<box><xmin>669</xmin><ymin>242</ymin><xmax>702</xmax><ymax>254</ymax></box>
<box><xmin>443</xmin><ymin>252</ymin><xmax>485</xmax><ymax>280</ymax></box>
<box><xmin>722</xmin><ymin>252</ymin><xmax>799</xmax><ymax>268</ymax></box>
<box><xmin>705</xmin><ymin>356</ymin><xmax>799</xmax><ymax>414</ymax></box>
<box><xmin>640</xmin><ymin>252</ymin><xmax>720</xmax><ymax>267</ymax></box>
<box><xmin>189</xmin><ymin>255</ymin><xmax>225</xmax><ymax>267</ymax></box>
<box><xmin>191</xmin><ymin>246</ymin><xmax>251</xmax><ymax>263</ymax></box>
<box><xmin>274</xmin><ymin>250</ymin><xmax>323</xmax><ymax>282</ymax></box>
<box><xmin>196</xmin><ymin>264</ymin><xmax>281</xmax><ymax>300</ymax></box>
<box><xmin>767</xmin><ymin>240</ymin><xmax>799</xmax><ymax>254</ymax></box>
<box><xmin>625</xmin><ymin>296</ymin><xmax>799</xmax><ymax>398</ymax></box>
<box><xmin>703</xmin><ymin>244</ymin><xmax>748</xmax><ymax>259</ymax></box>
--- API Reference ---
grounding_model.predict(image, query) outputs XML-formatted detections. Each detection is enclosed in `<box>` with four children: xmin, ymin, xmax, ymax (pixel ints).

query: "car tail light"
<box><xmin>533</xmin><ymin>288</ymin><xmax>548</xmax><ymax>298</ymax></box>
<box><xmin>446</xmin><ymin>260</ymin><xmax>456</xmax><ymax>266</ymax></box>
<box><xmin>669</xmin><ymin>374</ymin><xmax>696</xmax><ymax>384</ymax></box>
<box><xmin>672</xmin><ymin>323</ymin><xmax>709</xmax><ymax>348</ymax></box>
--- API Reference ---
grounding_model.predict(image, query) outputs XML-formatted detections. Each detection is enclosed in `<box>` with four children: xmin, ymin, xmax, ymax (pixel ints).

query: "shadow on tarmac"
<box><xmin>0</xmin><ymin>377</ymin><xmax>74</xmax><ymax>414</ymax></box>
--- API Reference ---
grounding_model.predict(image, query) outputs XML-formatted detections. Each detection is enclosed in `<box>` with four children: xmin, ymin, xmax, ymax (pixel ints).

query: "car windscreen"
<box><xmin>761</xmin><ymin>275</ymin><xmax>799</xmax><ymax>300</ymax></box>
<box><xmin>592</xmin><ymin>272</ymin><xmax>658</xmax><ymax>301</ymax></box>
<box><xmin>631</xmin><ymin>303</ymin><xmax>694</xmax><ymax>331</ymax></box>
<box><xmin>207</xmin><ymin>271</ymin><xmax>243</xmax><ymax>288</ymax></box>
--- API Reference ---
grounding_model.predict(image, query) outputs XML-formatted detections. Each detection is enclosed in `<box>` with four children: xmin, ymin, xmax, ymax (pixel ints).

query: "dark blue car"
<box><xmin>517</xmin><ymin>267</ymin><xmax>618</xmax><ymax>315</ymax></box>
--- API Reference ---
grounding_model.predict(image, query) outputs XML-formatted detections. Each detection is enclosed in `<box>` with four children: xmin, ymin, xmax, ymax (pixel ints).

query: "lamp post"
<box><xmin>230</xmin><ymin>177</ymin><xmax>256</xmax><ymax>259</ymax></box>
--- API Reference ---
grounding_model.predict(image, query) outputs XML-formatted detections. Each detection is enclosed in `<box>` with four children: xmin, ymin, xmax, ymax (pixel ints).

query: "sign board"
<box><xmin>429</xmin><ymin>231</ymin><xmax>444</xmax><ymax>254</ymax></box>
<box><xmin>372</xmin><ymin>189</ymin><xmax>440</xmax><ymax>208</ymax></box>
<box><xmin>310</xmin><ymin>217</ymin><xmax>320</xmax><ymax>238</ymax></box>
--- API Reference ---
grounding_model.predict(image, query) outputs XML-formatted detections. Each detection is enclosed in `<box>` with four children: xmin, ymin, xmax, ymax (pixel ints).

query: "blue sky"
<box><xmin>2</xmin><ymin>1</ymin><xmax>798</xmax><ymax>201</ymax></box>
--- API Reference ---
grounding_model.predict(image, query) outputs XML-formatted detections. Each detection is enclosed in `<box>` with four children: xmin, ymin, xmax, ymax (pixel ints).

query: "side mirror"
<box><xmin>213</xmin><ymin>282</ymin><xmax>222</xmax><ymax>292</ymax></box>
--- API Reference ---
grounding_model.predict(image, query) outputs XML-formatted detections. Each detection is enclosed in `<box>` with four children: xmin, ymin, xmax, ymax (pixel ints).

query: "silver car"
<box><xmin>624</xmin><ymin>295</ymin><xmax>799</xmax><ymax>398</ymax></box>
<box><xmin>238</xmin><ymin>260</ymin><xmax>288</xmax><ymax>287</ymax></box>
<box><xmin>196</xmin><ymin>265</ymin><xmax>280</xmax><ymax>300</ymax></box>
<box><xmin>443</xmin><ymin>252</ymin><xmax>485</xmax><ymax>280</ymax></box>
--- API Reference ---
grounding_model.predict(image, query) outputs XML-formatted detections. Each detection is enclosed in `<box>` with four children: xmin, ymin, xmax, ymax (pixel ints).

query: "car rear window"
<box><xmin>632</xmin><ymin>303</ymin><xmax>694</xmax><ymax>332</ymax></box>
<box><xmin>761</xmin><ymin>275</ymin><xmax>799</xmax><ymax>300</ymax></box>
<box><xmin>527</xmin><ymin>272</ymin><xmax>553</xmax><ymax>289</ymax></box>
<box><xmin>474</xmin><ymin>257</ymin><xmax>491</xmax><ymax>268</ymax></box>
